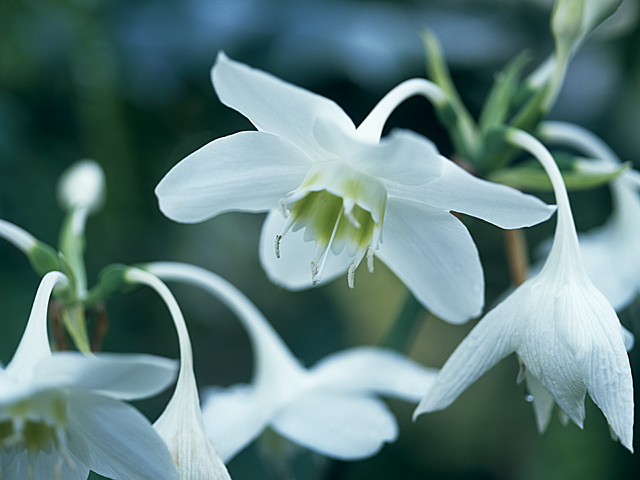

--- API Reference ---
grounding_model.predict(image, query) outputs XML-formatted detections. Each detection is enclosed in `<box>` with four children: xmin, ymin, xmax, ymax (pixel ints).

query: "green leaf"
<box><xmin>420</xmin><ymin>29</ymin><xmax>478</xmax><ymax>161</ymax></box>
<box><xmin>478</xmin><ymin>51</ymin><xmax>531</xmax><ymax>134</ymax></box>
<box><xmin>488</xmin><ymin>158</ymin><xmax>629</xmax><ymax>192</ymax></box>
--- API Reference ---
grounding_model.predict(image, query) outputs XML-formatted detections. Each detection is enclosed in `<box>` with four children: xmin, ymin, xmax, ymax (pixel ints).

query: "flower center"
<box><xmin>1</xmin><ymin>391</ymin><xmax>73</xmax><ymax>479</ymax></box>
<box><xmin>275</xmin><ymin>160</ymin><xmax>386</xmax><ymax>287</ymax></box>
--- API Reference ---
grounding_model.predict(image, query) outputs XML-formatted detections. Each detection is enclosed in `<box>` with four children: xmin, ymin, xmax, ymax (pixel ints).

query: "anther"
<box><xmin>366</xmin><ymin>247</ymin><xmax>374</xmax><ymax>274</ymax></box>
<box><xmin>347</xmin><ymin>264</ymin><xmax>356</xmax><ymax>289</ymax></box>
<box><xmin>275</xmin><ymin>235</ymin><xmax>282</xmax><ymax>258</ymax></box>
<box><xmin>311</xmin><ymin>262</ymin><xmax>319</xmax><ymax>284</ymax></box>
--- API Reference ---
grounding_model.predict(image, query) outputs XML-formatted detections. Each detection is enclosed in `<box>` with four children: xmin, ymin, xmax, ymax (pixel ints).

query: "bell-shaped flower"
<box><xmin>414</xmin><ymin>129</ymin><xmax>634</xmax><ymax>452</ymax></box>
<box><xmin>540</xmin><ymin>120</ymin><xmax>640</xmax><ymax>311</ymax></box>
<box><xmin>0</xmin><ymin>271</ymin><xmax>180</xmax><ymax>479</ymax></box>
<box><xmin>125</xmin><ymin>268</ymin><xmax>231</xmax><ymax>480</ymax></box>
<box><xmin>145</xmin><ymin>261</ymin><xmax>437</xmax><ymax>462</ymax></box>
<box><xmin>155</xmin><ymin>52</ymin><xmax>555</xmax><ymax>324</ymax></box>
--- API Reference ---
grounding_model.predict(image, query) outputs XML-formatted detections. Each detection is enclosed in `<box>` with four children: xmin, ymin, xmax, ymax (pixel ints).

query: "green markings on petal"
<box><xmin>2</xmin><ymin>391</ymin><xmax>69</xmax><ymax>456</ymax></box>
<box><xmin>276</xmin><ymin>160</ymin><xmax>387</xmax><ymax>287</ymax></box>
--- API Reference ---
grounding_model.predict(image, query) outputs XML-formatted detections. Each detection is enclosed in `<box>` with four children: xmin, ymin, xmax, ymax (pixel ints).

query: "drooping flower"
<box><xmin>540</xmin><ymin>120</ymin><xmax>640</xmax><ymax>311</ymax></box>
<box><xmin>145</xmin><ymin>261</ymin><xmax>437</xmax><ymax>462</ymax></box>
<box><xmin>414</xmin><ymin>129</ymin><xmax>634</xmax><ymax>451</ymax></box>
<box><xmin>155</xmin><ymin>52</ymin><xmax>555</xmax><ymax>324</ymax></box>
<box><xmin>125</xmin><ymin>268</ymin><xmax>231</xmax><ymax>480</ymax></box>
<box><xmin>0</xmin><ymin>271</ymin><xmax>180</xmax><ymax>479</ymax></box>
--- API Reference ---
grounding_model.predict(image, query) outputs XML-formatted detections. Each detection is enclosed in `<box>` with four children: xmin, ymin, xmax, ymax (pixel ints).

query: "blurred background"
<box><xmin>1</xmin><ymin>0</ymin><xmax>640</xmax><ymax>478</ymax></box>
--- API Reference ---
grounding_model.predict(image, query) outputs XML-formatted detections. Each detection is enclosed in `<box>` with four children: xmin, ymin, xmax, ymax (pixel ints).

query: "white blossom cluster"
<box><xmin>0</xmin><ymin>0</ymin><xmax>636</xmax><ymax>479</ymax></box>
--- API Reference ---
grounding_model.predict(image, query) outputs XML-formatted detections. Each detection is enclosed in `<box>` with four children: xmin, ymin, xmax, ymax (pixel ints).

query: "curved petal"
<box><xmin>308</xmin><ymin>346</ymin><xmax>437</xmax><ymax>402</ymax></box>
<box><xmin>212</xmin><ymin>52</ymin><xmax>355</xmax><ymax>161</ymax></box>
<box><xmin>200</xmin><ymin>384</ymin><xmax>275</xmax><ymax>462</ymax></box>
<box><xmin>414</xmin><ymin>288</ymin><xmax>520</xmax><ymax>417</ymax></box>
<box><xmin>271</xmin><ymin>392</ymin><xmax>397</xmax><ymax>460</ymax></box>
<box><xmin>376</xmin><ymin>197</ymin><xmax>484</xmax><ymax>324</ymax></box>
<box><xmin>33</xmin><ymin>353</ymin><xmax>178</xmax><ymax>401</ymax></box>
<box><xmin>559</xmin><ymin>285</ymin><xmax>634</xmax><ymax>451</ymax></box>
<box><xmin>259</xmin><ymin>209</ymin><xmax>353</xmax><ymax>289</ymax></box>
<box><xmin>388</xmin><ymin>159</ymin><xmax>556</xmax><ymax>229</ymax></box>
<box><xmin>156</xmin><ymin>131</ymin><xmax>310</xmax><ymax>223</ymax></box>
<box><xmin>66</xmin><ymin>392</ymin><xmax>178</xmax><ymax>480</ymax></box>
<box><xmin>313</xmin><ymin>121</ymin><xmax>441</xmax><ymax>186</ymax></box>
<box><xmin>6</xmin><ymin>272</ymin><xmax>67</xmax><ymax>377</ymax></box>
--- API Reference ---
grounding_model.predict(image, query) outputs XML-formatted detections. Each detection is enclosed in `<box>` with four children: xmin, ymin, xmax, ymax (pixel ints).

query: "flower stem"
<box><xmin>504</xmin><ymin>229</ymin><xmax>529</xmax><ymax>287</ymax></box>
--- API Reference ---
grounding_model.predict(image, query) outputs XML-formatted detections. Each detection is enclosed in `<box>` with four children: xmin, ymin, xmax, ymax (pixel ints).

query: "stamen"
<box><xmin>343</xmin><ymin>199</ymin><xmax>361</xmax><ymax>229</ymax></box>
<box><xmin>347</xmin><ymin>264</ymin><xmax>356</xmax><ymax>289</ymax></box>
<box><xmin>275</xmin><ymin>235</ymin><xmax>281</xmax><ymax>259</ymax></box>
<box><xmin>278</xmin><ymin>198</ymin><xmax>288</xmax><ymax>218</ymax></box>
<box><xmin>366</xmin><ymin>247</ymin><xmax>374</xmax><ymax>274</ymax></box>
<box><xmin>311</xmin><ymin>208</ymin><xmax>344</xmax><ymax>285</ymax></box>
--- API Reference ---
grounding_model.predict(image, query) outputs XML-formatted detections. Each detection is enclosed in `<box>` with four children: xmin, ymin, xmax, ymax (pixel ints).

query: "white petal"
<box><xmin>259</xmin><ymin>209</ymin><xmax>353</xmax><ymax>289</ymax></box>
<box><xmin>212</xmin><ymin>52</ymin><xmax>355</xmax><ymax>161</ymax></box>
<box><xmin>622</xmin><ymin>325</ymin><xmax>634</xmax><ymax>351</ymax></box>
<box><xmin>523</xmin><ymin>369</ymin><xmax>556</xmax><ymax>434</ymax></box>
<box><xmin>156</xmin><ymin>131</ymin><xmax>310</xmax><ymax>223</ymax></box>
<box><xmin>200</xmin><ymin>384</ymin><xmax>275</xmax><ymax>462</ymax></box>
<box><xmin>154</xmin><ymin>372</ymin><xmax>231</xmax><ymax>480</ymax></box>
<box><xmin>308</xmin><ymin>346</ymin><xmax>437</xmax><ymax>402</ymax></box>
<box><xmin>560</xmin><ymin>285</ymin><xmax>635</xmax><ymax>451</ymax></box>
<box><xmin>6</xmin><ymin>272</ymin><xmax>67</xmax><ymax>377</ymax></box>
<box><xmin>66</xmin><ymin>392</ymin><xmax>178</xmax><ymax>480</ymax></box>
<box><xmin>414</xmin><ymin>289</ymin><xmax>520</xmax><ymax>417</ymax></box>
<box><xmin>579</xmin><ymin>176</ymin><xmax>640</xmax><ymax>310</ymax></box>
<box><xmin>3</xmin><ymin>448</ymin><xmax>89</xmax><ymax>480</ymax></box>
<box><xmin>271</xmin><ymin>392</ymin><xmax>397</xmax><ymax>460</ymax></box>
<box><xmin>32</xmin><ymin>352</ymin><xmax>178</xmax><ymax>401</ymax></box>
<box><xmin>313</xmin><ymin>121</ymin><xmax>442</xmax><ymax>186</ymax></box>
<box><xmin>376</xmin><ymin>196</ymin><xmax>484</xmax><ymax>324</ymax></box>
<box><xmin>388</xmin><ymin>159</ymin><xmax>556</xmax><ymax>229</ymax></box>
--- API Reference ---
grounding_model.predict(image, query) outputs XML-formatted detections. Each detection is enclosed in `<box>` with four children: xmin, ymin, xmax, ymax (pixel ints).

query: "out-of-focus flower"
<box><xmin>414</xmin><ymin>129</ymin><xmax>634</xmax><ymax>452</ymax></box>
<box><xmin>125</xmin><ymin>268</ymin><xmax>231</xmax><ymax>480</ymax></box>
<box><xmin>0</xmin><ymin>271</ymin><xmax>180</xmax><ymax>479</ymax></box>
<box><xmin>155</xmin><ymin>53</ymin><xmax>554</xmax><ymax>324</ymax></box>
<box><xmin>56</xmin><ymin>159</ymin><xmax>106</xmax><ymax>215</ymax></box>
<box><xmin>145</xmin><ymin>261</ymin><xmax>437</xmax><ymax>461</ymax></box>
<box><xmin>543</xmin><ymin>0</ymin><xmax>624</xmax><ymax>109</ymax></box>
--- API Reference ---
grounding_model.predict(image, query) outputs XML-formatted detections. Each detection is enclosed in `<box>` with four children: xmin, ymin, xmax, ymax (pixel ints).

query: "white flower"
<box><xmin>155</xmin><ymin>52</ymin><xmax>555</xmax><ymax>324</ymax></box>
<box><xmin>125</xmin><ymin>268</ymin><xmax>231</xmax><ymax>480</ymax></box>
<box><xmin>0</xmin><ymin>271</ymin><xmax>180</xmax><ymax>479</ymax></box>
<box><xmin>146</xmin><ymin>261</ymin><xmax>438</xmax><ymax>462</ymax></box>
<box><xmin>540</xmin><ymin>120</ymin><xmax>640</xmax><ymax>311</ymax></box>
<box><xmin>414</xmin><ymin>129</ymin><xmax>634</xmax><ymax>452</ymax></box>
<box><xmin>578</xmin><ymin>169</ymin><xmax>640</xmax><ymax>310</ymax></box>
